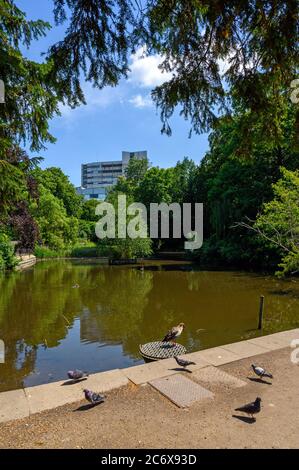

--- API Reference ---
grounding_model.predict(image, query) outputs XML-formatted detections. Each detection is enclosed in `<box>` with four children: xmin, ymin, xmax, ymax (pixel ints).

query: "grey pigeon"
<box><xmin>84</xmin><ymin>389</ymin><xmax>106</xmax><ymax>405</ymax></box>
<box><xmin>235</xmin><ymin>397</ymin><xmax>261</xmax><ymax>418</ymax></box>
<box><xmin>67</xmin><ymin>369</ymin><xmax>88</xmax><ymax>381</ymax></box>
<box><xmin>252</xmin><ymin>364</ymin><xmax>273</xmax><ymax>379</ymax></box>
<box><xmin>174</xmin><ymin>356</ymin><xmax>196</xmax><ymax>368</ymax></box>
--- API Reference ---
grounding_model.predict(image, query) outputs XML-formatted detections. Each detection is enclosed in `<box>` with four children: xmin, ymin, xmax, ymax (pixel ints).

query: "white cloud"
<box><xmin>56</xmin><ymin>47</ymin><xmax>171</xmax><ymax>123</ymax></box>
<box><xmin>129</xmin><ymin>94</ymin><xmax>153</xmax><ymax>108</ymax></box>
<box><xmin>57</xmin><ymin>82</ymin><xmax>126</xmax><ymax>124</ymax></box>
<box><xmin>129</xmin><ymin>46</ymin><xmax>172</xmax><ymax>88</ymax></box>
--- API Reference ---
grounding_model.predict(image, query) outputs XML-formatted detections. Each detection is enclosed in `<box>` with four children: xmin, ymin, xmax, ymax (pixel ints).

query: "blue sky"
<box><xmin>18</xmin><ymin>1</ymin><xmax>209</xmax><ymax>187</ymax></box>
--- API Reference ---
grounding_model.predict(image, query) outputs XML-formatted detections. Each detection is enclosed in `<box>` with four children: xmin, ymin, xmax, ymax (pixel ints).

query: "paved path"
<box><xmin>0</xmin><ymin>347</ymin><xmax>298</xmax><ymax>448</ymax></box>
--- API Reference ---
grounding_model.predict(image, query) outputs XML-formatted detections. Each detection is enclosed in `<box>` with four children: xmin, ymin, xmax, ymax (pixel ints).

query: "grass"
<box><xmin>34</xmin><ymin>242</ymin><xmax>99</xmax><ymax>259</ymax></box>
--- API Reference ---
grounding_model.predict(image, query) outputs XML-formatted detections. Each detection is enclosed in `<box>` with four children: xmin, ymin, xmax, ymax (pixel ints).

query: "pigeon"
<box><xmin>162</xmin><ymin>323</ymin><xmax>185</xmax><ymax>344</ymax></box>
<box><xmin>83</xmin><ymin>389</ymin><xmax>106</xmax><ymax>405</ymax></box>
<box><xmin>67</xmin><ymin>369</ymin><xmax>88</xmax><ymax>381</ymax></box>
<box><xmin>174</xmin><ymin>356</ymin><xmax>196</xmax><ymax>368</ymax></box>
<box><xmin>252</xmin><ymin>364</ymin><xmax>273</xmax><ymax>380</ymax></box>
<box><xmin>235</xmin><ymin>397</ymin><xmax>262</xmax><ymax>419</ymax></box>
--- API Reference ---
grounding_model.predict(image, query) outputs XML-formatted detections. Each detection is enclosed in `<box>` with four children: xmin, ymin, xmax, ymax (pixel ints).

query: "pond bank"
<box><xmin>15</xmin><ymin>254</ymin><xmax>36</xmax><ymax>271</ymax></box>
<box><xmin>0</xmin><ymin>328</ymin><xmax>298</xmax><ymax>427</ymax></box>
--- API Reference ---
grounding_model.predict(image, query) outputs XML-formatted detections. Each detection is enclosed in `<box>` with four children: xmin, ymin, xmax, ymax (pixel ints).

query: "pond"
<box><xmin>0</xmin><ymin>260</ymin><xmax>299</xmax><ymax>392</ymax></box>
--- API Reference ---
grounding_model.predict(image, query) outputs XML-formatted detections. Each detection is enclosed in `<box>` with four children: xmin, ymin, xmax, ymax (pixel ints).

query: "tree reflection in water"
<box><xmin>0</xmin><ymin>261</ymin><xmax>299</xmax><ymax>391</ymax></box>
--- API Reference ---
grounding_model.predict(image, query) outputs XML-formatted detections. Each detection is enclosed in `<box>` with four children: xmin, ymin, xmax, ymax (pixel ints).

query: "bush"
<box><xmin>0</xmin><ymin>233</ymin><xmax>18</xmax><ymax>270</ymax></box>
<box><xmin>69</xmin><ymin>242</ymin><xmax>98</xmax><ymax>258</ymax></box>
<box><xmin>0</xmin><ymin>253</ymin><xmax>5</xmax><ymax>270</ymax></box>
<box><xmin>97</xmin><ymin>238</ymin><xmax>152</xmax><ymax>259</ymax></box>
<box><xmin>34</xmin><ymin>246</ymin><xmax>64</xmax><ymax>258</ymax></box>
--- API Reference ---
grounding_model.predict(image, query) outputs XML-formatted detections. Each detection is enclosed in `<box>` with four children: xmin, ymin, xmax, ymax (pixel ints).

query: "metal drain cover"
<box><xmin>149</xmin><ymin>374</ymin><xmax>214</xmax><ymax>408</ymax></box>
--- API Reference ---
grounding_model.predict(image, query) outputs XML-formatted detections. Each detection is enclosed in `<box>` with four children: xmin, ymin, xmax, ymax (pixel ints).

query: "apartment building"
<box><xmin>77</xmin><ymin>150</ymin><xmax>147</xmax><ymax>200</ymax></box>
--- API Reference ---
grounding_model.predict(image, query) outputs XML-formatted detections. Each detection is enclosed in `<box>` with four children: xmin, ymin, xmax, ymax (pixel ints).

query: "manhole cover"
<box><xmin>140</xmin><ymin>341</ymin><xmax>186</xmax><ymax>361</ymax></box>
<box><xmin>149</xmin><ymin>374</ymin><xmax>214</xmax><ymax>408</ymax></box>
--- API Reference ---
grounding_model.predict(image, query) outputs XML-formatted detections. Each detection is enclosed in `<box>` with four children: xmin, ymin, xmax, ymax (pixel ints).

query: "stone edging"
<box><xmin>0</xmin><ymin>329</ymin><xmax>298</xmax><ymax>423</ymax></box>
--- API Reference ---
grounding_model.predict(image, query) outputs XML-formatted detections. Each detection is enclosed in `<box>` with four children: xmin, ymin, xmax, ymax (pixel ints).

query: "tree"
<box><xmin>32</xmin><ymin>167</ymin><xmax>83</xmax><ymax>218</ymax></box>
<box><xmin>136</xmin><ymin>167</ymin><xmax>175</xmax><ymax>206</ymax></box>
<box><xmin>112</xmin><ymin>157</ymin><xmax>150</xmax><ymax>199</ymax></box>
<box><xmin>0</xmin><ymin>231</ymin><xmax>17</xmax><ymax>270</ymax></box>
<box><xmin>31</xmin><ymin>186</ymin><xmax>78</xmax><ymax>250</ymax></box>
<box><xmin>2</xmin><ymin>1</ymin><xmax>298</xmax><ymax>152</ymax></box>
<box><xmin>97</xmin><ymin>192</ymin><xmax>153</xmax><ymax>259</ymax></box>
<box><xmin>0</xmin><ymin>1</ymin><xmax>73</xmax><ymax>151</ymax></box>
<box><xmin>81</xmin><ymin>199</ymin><xmax>100</xmax><ymax>222</ymax></box>
<box><xmin>241</xmin><ymin>168</ymin><xmax>299</xmax><ymax>277</ymax></box>
<box><xmin>47</xmin><ymin>0</ymin><xmax>298</xmax><ymax>143</ymax></box>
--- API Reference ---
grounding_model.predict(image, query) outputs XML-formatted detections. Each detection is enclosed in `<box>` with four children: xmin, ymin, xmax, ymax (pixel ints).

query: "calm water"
<box><xmin>0</xmin><ymin>260</ymin><xmax>299</xmax><ymax>392</ymax></box>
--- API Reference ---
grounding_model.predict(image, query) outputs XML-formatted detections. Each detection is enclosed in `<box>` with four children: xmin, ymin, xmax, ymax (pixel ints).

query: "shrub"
<box><xmin>0</xmin><ymin>233</ymin><xmax>18</xmax><ymax>270</ymax></box>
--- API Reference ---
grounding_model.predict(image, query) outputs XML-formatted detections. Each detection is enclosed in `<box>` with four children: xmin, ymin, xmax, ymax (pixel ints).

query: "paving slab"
<box><xmin>195</xmin><ymin>347</ymin><xmax>240</xmax><ymax>366</ymax></box>
<box><xmin>122</xmin><ymin>359</ymin><xmax>177</xmax><ymax>385</ymax></box>
<box><xmin>85</xmin><ymin>369</ymin><xmax>128</xmax><ymax>392</ymax></box>
<box><xmin>149</xmin><ymin>374</ymin><xmax>214</xmax><ymax>408</ymax></box>
<box><xmin>168</xmin><ymin>353</ymin><xmax>211</xmax><ymax>373</ymax></box>
<box><xmin>247</xmin><ymin>335</ymin><xmax>287</xmax><ymax>351</ymax></box>
<box><xmin>24</xmin><ymin>369</ymin><xmax>128</xmax><ymax>414</ymax></box>
<box><xmin>191</xmin><ymin>366</ymin><xmax>247</xmax><ymax>390</ymax></box>
<box><xmin>0</xmin><ymin>389</ymin><xmax>29</xmax><ymax>423</ymax></box>
<box><xmin>270</xmin><ymin>329</ymin><xmax>299</xmax><ymax>347</ymax></box>
<box><xmin>222</xmin><ymin>340</ymin><xmax>268</xmax><ymax>358</ymax></box>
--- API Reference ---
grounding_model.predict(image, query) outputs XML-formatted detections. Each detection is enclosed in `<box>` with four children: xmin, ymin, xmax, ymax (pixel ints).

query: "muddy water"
<box><xmin>0</xmin><ymin>260</ymin><xmax>298</xmax><ymax>391</ymax></box>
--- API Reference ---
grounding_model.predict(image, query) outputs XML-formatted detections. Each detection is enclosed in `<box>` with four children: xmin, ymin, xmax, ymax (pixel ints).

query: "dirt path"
<box><xmin>0</xmin><ymin>348</ymin><xmax>298</xmax><ymax>449</ymax></box>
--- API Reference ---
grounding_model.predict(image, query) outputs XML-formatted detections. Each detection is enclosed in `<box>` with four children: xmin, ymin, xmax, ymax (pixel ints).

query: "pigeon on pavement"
<box><xmin>252</xmin><ymin>364</ymin><xmax>273</xmax><ymax>379</ymax></box>
<box><xmin>235</xmin><ymin>397</ymin><xmax>262</xmax><ymax>419</ymax></box>
<box><xmin>162</xmin><ymin>323</ymin><xmax>185</xmax><ymax>344</ymax></box>
<box><xmin>83</xmin><ymin>389</ymin><xmax>106</xmax><ymax>405</ymax></box>
<box><xmin>67</xmin><ymin>369</ymin><xmax>88</xmax><ymax>381</ymax></box>
<box><xmin>174</xmin><ymin>356</ymin><xmax>196</xmax><ymax>368</ymax></box>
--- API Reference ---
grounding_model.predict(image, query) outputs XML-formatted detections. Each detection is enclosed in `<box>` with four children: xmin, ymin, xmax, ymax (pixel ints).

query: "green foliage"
<box><xmin>81</xmin><ymin>199</ymin><xmax>99</xmax><ymax>222</ymax></box>
<box><xmin>32</xmin><ymin>167</ymin><xmax>83</xmax><ymax>218</ymax></box>
<box><xmin>0</xmin><ymin>1</ymin><xmax>62</xmax><ymax>151</ymax></box>
<box><xmin>136</xmin><ymin>167</ymin><xmax>175</xmax><ymax>206</ymax></box>
<box><xmin>34</xmin><ymin>246</ymin><xmax>62</xmax><ymax>259</ymax></box>
<box><xmin>97</xmin><ymin>192</ymin><xmax>153</xmax><ymax>259</ymax></box>
<box><xmin>47</xmin><ymin>1</ymin><xmax>298</xmax><ymax>143</ymax></box>
<box><xmin>69</xmin><ymin>242</ymin><xmax>98</xmax><ymax>258</ymax></box>
<box><xmin>125</xmin><ymin>157</ymin><xmax>149</xmax><ymax>182</ymax></box>
<box><xmin>31</xmin><ymin>186</ymin><xmax>79</xmax><ymax>250</ymax></box>
<box><xmin>0</xmin><ymin>233</ymin><xmax>18</xmax><ymax>270</ymax></box>
<box><xmin>254</xmin><ymin>168</ymin><xmax>299</xmax><ymax>277</ymax></box>
<box><xmin>0</xmin><ymin>159</ymin><xmax>25</xmax><ymax>214</ymax></box>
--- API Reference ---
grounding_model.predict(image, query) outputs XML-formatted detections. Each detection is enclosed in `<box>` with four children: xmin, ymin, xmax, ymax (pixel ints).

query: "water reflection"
<box><xmin>0</xmin><ymin>261</ymin><xmax>299</xmax><ymax>391</ymax></box>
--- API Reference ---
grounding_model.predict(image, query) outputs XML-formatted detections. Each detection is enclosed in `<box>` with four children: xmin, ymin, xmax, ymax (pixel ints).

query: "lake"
<box><xmin>0</xmin><ymin>260</ymin><xmax>299</xmax><ymax>392</ymax></box>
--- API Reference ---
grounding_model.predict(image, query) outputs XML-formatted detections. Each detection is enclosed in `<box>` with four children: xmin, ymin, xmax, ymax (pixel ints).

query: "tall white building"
<box><xmin>77</xmin><ymin>150</ymin><xmax>147</xmax><ymax>200</ymax></box>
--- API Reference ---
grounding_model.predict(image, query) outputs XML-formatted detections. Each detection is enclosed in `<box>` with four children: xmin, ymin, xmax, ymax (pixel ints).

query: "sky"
<box><xmin>17</xmin><ymin>1</ymin><xmax>210</xmax><ymax>187</ymax></box>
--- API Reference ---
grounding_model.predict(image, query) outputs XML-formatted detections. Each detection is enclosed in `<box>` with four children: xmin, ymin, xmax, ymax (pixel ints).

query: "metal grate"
<box><xmin>150</xmin><ymin>374</ymin><xmax>214</xmax><ymax>408</ymax></box>
<box><xmin>139</xmin><ymin>341</ymin><xmax>186</xmax><ymax>361</ymax></box>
